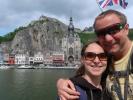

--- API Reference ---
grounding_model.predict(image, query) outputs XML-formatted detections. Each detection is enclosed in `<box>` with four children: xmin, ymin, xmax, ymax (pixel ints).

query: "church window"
<box><xmin>69</xmin><ymin>47</ymin><xmax>73</xmax><ymax>55</ymax></box>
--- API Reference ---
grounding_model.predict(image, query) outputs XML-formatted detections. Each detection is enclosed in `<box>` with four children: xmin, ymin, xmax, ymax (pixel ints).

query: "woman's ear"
<box><xmin>80</xmin><ymin>57</ymin><xmax>84</xmax><ymax>64</ymax></box>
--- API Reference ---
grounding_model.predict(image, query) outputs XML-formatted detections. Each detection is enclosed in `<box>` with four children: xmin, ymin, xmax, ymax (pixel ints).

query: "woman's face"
<box><xmin>82</xmin><ymin>43</ymin><xmax>107</xmax><ymax>77</ymax></box>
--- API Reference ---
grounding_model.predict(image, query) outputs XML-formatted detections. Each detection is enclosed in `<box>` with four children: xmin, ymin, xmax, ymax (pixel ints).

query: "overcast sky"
<box><xmin>0</xmin><ymin>0</ymin><xmax>132</xmax><ymax>36</ymax></box>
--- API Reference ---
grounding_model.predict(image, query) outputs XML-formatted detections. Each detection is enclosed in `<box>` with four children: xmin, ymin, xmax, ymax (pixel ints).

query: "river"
<box><xmin>0</xmin><ymin>68</ymin><xmax>76</xmax><ymax>100</ymax></box>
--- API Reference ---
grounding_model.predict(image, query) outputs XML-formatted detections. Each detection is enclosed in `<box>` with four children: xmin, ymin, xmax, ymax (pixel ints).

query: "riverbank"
<box><xmin>0</xmin><ymin>65</ymin><xmax>79</xmax><ymax>69</ymax></box>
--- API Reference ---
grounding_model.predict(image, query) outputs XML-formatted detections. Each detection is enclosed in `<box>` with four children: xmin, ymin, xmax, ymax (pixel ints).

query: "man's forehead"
<box><xmin>95</xmin><ymin>15</ymin><xmax>120</xmax><ymax>29</ymax></box>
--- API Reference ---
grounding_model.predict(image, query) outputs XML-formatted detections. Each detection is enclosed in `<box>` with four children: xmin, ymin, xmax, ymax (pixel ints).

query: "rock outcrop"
<box><xmin>5</xmin><ymin>16</ymin><xmax>72</xmax><ymax>55</ymax></box>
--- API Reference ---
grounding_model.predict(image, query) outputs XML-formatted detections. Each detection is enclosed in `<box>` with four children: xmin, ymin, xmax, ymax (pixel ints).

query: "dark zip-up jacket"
<box><xmin>70</xmin><ymin>76</ymin><xmax>112</xmax><ymax>100</ymax></box>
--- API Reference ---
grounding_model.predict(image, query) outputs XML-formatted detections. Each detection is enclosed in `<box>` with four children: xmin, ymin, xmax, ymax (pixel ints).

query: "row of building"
<box><xmin>0</xmin><ymin>51</ymin><xmax>72</xmax><ymax>66</ymax></box>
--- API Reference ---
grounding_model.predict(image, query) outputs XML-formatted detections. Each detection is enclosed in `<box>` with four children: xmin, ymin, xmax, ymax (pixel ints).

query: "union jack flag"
<box><xmin>113</xmin><ymin>0</ymin><xmax>118</xmax><ymax>4</ymax></box>
<box><xmin>119</xmin><ymin>0</ymin><xmax>128</xmax><ymax>9</ymax></box>
<box><xmin>98</xmin><ymin>0</ymin><xmax>113</xmax><ymax>8</ymax></box>
<box><xmin>97</xmin><ymin>0</ymin><xmax>128</xmax><ymax>9</ymax></box>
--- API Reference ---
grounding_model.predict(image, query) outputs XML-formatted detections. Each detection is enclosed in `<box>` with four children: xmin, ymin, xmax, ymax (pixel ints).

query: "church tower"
<box><xmin>62</xmin><ymin>17</ymin><xmax>81</xmax><ymax>65</ymax></box>
<box><xmin>68</xmin><ymin>17</ymin><xmax>74</xmax><ymax>34</ymax></box>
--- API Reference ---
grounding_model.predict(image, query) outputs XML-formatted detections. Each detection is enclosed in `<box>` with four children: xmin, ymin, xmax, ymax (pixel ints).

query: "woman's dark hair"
<box><xmin>75</xmin><ymin>40</ymin><xmax>113</xmax><ymax>86</ymax></box>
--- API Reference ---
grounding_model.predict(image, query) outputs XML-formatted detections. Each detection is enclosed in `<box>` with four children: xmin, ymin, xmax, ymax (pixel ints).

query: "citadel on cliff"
<box><xmin>0</xmin><ymin>16</ymin><xmax>82</xmax><ymax>67</ymax></box>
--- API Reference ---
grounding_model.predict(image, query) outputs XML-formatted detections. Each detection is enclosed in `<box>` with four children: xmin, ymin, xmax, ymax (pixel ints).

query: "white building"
<box><xmin>3</xmin><ymin>53</ymin><xmax>9</xmax><ymax>64</ymax></box>
<box><xmin>0</xmin><ymin>48</ymin><xmax>3</xmax><ymax>64</ymax></box>
<box><xmin>34</xmin><ymin>52</ymin><xmax>44</xmax><ymax>64</ymax></box>
<box><xmin>15</xmin><ymin>54</ymin><xmax>27</xmax><ymax>65</ymax></box>
<box><xmin>29</xmin><ymin>57</ymin><xmax>34</xmax><ymax>65</ymax></box>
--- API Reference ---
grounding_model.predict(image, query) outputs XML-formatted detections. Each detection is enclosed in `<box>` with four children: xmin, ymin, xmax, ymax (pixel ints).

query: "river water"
<box><xmin>0</xmin><ymin>68</ymin><xmax>76</xmax><ymax>100</ymax></box>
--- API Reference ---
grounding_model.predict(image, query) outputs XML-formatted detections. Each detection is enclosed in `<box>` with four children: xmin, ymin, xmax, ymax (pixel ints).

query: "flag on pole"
<box><xmin>97</xmin><ymin>0</ymin><xmax>128</xmax><ymax>9</ymax></box>
<box><xmin>98</xmin><ymin>0</ymin><xmax>113</xmax><ymax>8</ymax></box>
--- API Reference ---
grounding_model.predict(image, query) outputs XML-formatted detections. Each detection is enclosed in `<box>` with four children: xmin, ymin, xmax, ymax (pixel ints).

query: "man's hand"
<box><xmin>57</xmin><ymin>78</ymin><xmax>80</xmax><ymax>100</ymax></box>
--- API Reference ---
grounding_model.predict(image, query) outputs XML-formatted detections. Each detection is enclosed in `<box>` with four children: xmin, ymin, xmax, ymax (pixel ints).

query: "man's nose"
<box><xmin>104</xmin><ymin>34</ymin><xmax>114</xmax><ymax>42</ymax></box>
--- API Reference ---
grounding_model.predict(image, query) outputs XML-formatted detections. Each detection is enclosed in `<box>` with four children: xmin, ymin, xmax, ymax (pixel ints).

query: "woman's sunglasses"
<box><xmin>95</xmin><ymin>23</ymin><xmax>125</xmax><ymax>37</ymax></box>
<box><xmin>83</xmin><ymin>52</ymin><xmax>107</xmax><ymax>61</ymax></box>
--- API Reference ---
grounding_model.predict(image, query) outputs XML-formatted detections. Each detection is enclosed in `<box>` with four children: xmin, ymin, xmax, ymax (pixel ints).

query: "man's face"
<box><xmin>94</xmin><ymin>14</ymin><xmax>129</xmax><ymax>55</ymax></box>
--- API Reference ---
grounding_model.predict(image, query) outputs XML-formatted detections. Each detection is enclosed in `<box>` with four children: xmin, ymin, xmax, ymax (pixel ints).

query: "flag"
<box><xmin>119</xmin><ymin>0</ymin><xmax>128</xmax><ymax>9</ymax></box>
<box><xmin>97</xmin><ymin>0</ymin><xmax>128</xmax><ymax>9</ymax></box>
<box><xmin>98</xmin><ymin>0</ymin><xmax>113</xmax><ymax>8</ymax></box>
<box><xmin>113</xmin><ymin>0</ymin><xmax>118</xmax><ymax>4</ymax></box>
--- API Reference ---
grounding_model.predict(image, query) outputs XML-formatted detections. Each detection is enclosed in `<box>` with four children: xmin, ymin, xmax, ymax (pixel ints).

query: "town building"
<box><xmin>29</xmin><ymin>56</ymin><xmax>34</xmax><ymax>65</ymax></box>
<box><xmin>52</xmin><ymin>51</ymin><xmax>64</xmax><ymax>66</ymax></box>
<box><xmin>8</xmin><ymin>54</ymin><xmax>15</xmax><ymax>65</ymax></box>
<box><xmin>15</xmin><ymin>54</ymin><xmax>27</xmax><ymax>65</ymax></box>
<box><xmin>43</xmin><ymin>53</ymin><xmax>53</xmax><ymax>65</ymax></box>
<box><xmin>3</xmin><ymin>53</ymin><xmax>9</xmax><ymax>65</ymax></box>
<box><xmin>0</xmin><ymin>48</ymin><xmax>3</xmax><ymax>64</ymax></box>
<box><xmin>62</xmin><ymin>17</ymin><xmax>81</xmax><ymax>65</ymax></box>
<box><xmin>33</xmin><ymin>52</ymin><xmax>44</xmax><ymax>64</ymax></box>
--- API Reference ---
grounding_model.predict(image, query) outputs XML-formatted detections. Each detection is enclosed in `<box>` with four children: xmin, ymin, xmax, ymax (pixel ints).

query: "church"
<box><xmin>62</xmin><ymin>17</ymin><xmax>82</xmax><ymax>65</ymax></box>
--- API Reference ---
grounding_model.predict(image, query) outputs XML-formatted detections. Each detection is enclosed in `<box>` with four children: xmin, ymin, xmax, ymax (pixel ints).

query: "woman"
<box><xmin>59</xmin><ymin>40</ymin><xmax>113</xmax><ymax>100</ymax></box>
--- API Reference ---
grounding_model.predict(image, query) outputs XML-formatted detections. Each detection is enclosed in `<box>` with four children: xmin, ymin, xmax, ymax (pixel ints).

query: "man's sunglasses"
<box><xmin>95</xmin><ymin>23</ymin><xmax>125</xmax><ymax>37</ymax></box>
<box><xmin>83</xmin><ymin>52</ymin><xmax>108</xmax><ymax>61</ymax></box>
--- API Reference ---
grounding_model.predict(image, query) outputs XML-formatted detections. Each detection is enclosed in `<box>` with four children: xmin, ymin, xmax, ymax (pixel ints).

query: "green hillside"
<box><xmin>129</xmin><ymin>29</ymin><xmax>133</xmax><ymax>40</ymax></box>
<box><xmin>0</xmin><ymin>28</ymin><xmax>133</xmax><ymax>44</ymax></box>
<box><xmin>0</xmin><ymin>26</ymin><xmax>26</xmax><ymax>43</ymax></box>
<box><xmin>78</xmin><ymin>32</ymin><xmax>96</xmax><ymax>44</ymax></box>
<box><xmin>79</xmin><ymin>29</ymin><xmax>133</xmax><ymax>44</ymax></box>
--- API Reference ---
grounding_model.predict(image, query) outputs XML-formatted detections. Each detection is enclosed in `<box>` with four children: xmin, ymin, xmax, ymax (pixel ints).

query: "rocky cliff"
<box><xmin>3</xmin><ymin>16</ymin><xmax>75</xmax><ymax>55</ymax></box>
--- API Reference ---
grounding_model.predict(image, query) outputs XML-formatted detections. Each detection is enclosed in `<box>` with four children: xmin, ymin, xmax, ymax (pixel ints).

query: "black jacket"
<box><xmin>70</xmin><ymin>76</ymin><xmax>112</xmax><ymax>100</ymax></box>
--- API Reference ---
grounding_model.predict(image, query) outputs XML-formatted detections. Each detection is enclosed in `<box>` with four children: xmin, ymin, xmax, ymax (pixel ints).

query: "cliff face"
<box><xmin>9</xmin><ymin>16</ymin><xmax>70</xmax><ymax>55</ymax></box>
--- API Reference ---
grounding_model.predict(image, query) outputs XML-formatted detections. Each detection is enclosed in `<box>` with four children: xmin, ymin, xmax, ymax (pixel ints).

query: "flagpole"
<box><xmin>96</xmin><ymin>0</ymin><xmax>103</xmax><ymax>12</ymax></box>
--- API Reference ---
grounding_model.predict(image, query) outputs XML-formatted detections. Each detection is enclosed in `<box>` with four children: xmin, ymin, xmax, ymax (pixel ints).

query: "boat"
<box><xmin>17</xmin><ymin>65</ymin><xmax>33</xmax><ymax>69</ymax></box>
<box><xmin>0</xmin><ymin>65</ymin><xmax>10</xmax><ymax>69</ymax></box>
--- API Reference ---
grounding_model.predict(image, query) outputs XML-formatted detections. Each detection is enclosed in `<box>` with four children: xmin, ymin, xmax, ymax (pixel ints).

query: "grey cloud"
<box><xmin>6</xmin><ymin>0</ymin><xmax>97</xmax><ymax>20</ymax></box>
<box><xmin>0</xmin><ymin>0</ymin><xmax>133</xmax><ymax>35</ymax></box>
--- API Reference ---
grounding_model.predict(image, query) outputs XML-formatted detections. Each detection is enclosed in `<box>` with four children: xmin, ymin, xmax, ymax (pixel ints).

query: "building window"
<box><xmin>69</xmin><ymin>47</ymin><xmax>73</xmax><ymax>55</ymax></box>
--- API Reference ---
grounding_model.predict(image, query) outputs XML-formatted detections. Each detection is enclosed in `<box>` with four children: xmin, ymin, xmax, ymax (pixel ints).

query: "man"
<box><xmin>57</xmin><ymin>9</ymin><xmax>133</xmax><ymax>100</ymax></box>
